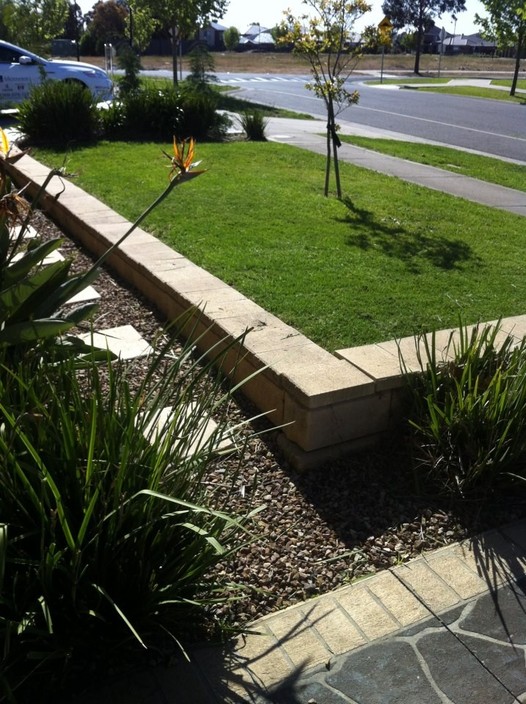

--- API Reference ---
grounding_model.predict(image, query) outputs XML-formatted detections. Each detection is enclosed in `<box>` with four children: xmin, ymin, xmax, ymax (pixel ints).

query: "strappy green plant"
<box><xmin>402</xmin><ymin>320</ymin><xmax>526</xmax><ymax>498</ymax></box>
<box><xmin>0</xmin><ymin>326</ymin><xmax>263</xmax><ymax>702</ymax></box>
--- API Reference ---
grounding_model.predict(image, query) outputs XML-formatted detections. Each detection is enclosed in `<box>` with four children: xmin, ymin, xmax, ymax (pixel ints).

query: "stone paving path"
<box><xmin>273</xmin><ymin>582</ymin><xmax>526</xmax><ymax>704</ymax></box>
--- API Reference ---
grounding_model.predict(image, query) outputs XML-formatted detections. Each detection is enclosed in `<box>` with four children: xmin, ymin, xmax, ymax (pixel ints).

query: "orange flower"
<box><xmin>162</xmin><ymin>137</ymin><xmax>206</xmax><ymax>183</ymax></box>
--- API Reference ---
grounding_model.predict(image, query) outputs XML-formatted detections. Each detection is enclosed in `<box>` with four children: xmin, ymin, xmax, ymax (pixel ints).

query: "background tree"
<box><xmin>223</xmin><ymin>24</ymin><xmax>239</xmax><ymax>50</ymax></box>
<box><xmin>360</xmin><ymin>24</ymin><xmax>381</xmax><ymax>51</ymax></box>
<box><xmin>83</xmin><ymin>0</ymin><xmax>127</xmax><ymax>54</ymax></box>
<box><xmin>129</xmin><ymin>0</ymin><xmax>228</xmax><ymax>85</ymax></box>
<box><xmin>476</xmin><ymin>0</ymin><xmax>526</xmax><ymax>96</ymax></box>
<box><xmin>5</xmin><ymin>0</ymin><xmax>68</xmax><ymax>51</ymax></box>
<box><xmin>381</xmin><ymin>0</ymin><xmax>466</xmax><ymax>74</ymax></box>
<box><xmin>280</xmin><ymin>0</ymin><xmax>371</xmax><ymax>199</ymax></box>
<box><xmin>121</xmin><ymin>1</ymin><xmax>159</xmax><ymax>53</ymax></box>
<box><xmin>61</xmin><ymin>1</ymin><xmax>84</xmax><ymax>39</ymax></box>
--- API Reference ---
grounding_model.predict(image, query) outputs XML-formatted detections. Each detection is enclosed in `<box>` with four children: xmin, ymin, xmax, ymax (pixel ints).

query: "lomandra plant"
<box><xmin>240</xmin><ymin>109</ymin><xmax>268</xmax><ymax>142</ymax></box>
<box><xmin>403</xmin><ymin>321</ymin><xmax>526</xmax><ymax>498</ymax></box>
<box><xmin>0</xmin><ymin>331</ymin><xmax>261</xmax><ymax>702</ymax></box>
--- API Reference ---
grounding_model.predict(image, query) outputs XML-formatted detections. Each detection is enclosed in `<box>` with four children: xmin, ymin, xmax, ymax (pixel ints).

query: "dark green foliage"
<box><xmin>100</xmin><ymin>82</ymin><xmax>228</xmax><ymax>141</ymax></box>
<box><xmin>101</xmin><ymin>84</ymin><xmax>183</xmax><ymax>140</ymax></box>
<box><xmin>223</xmin><ymin>26</ymin><xmax>240</xmax><ymax>51</ymax></box>
<box><xmin>186</xmin><ymin>43</ymin><xmax>217</xmax><ymax>88</ymax></box>
<box><xmin>177</xmin><ymin>82</ymin><xmax>229</xmax><ymax>141</ymax></box>
<box><xmin>117</xmin><ymin>44</ymin><xmax>142</xmax><ymax>95</ymax></box>
<box><xmin>0</xmin><ymin>333</ymin><xmax>258</xmax><ymax>702</ymax></box>
<box><xmin>404</xmin><ymin>322</ymin><xmax>526</xmax><ymax>498</ymax></box>
<box><xmin>0</xmin><ymin>166</ymin><xmax>104</xmax><ymax>362</ymax></box>
<box><xmin>240</xmin><ymin>109</ymin><xmax>268</xmax><ymax>141</ymax></box>
<box><xmin>17</xmin><ymin>80</ymin><xmax>101</xmax><ymax>146</ymax></box>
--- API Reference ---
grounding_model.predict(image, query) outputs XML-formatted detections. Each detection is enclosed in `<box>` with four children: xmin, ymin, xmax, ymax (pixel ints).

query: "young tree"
<box><xmin>381</xmin><ymin>0</ymin><xmax>466</xmax><ymax>74</ymax></box>
<box><xmin>223</xmin><ymin>25</ymin><xmax>240</xmax><ymax>50</ymax></box>
<box><xmin>130</xmin><ymin>0</ymin><xmax>228</xmax><ymax>85</ymax></box>
<box><xmin>476</xmin><ymin>0</ymin><xmax>526</xmax><ymax>96</ymax></box>
<box><xmin>280</xmin><ymin>0</ymin><xmax>371</xmax><ymax>199</ymax></box>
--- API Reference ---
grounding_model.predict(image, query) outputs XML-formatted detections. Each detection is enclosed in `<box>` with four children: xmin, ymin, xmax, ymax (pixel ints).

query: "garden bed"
<box><xmin>35</xmin><ymin>208</ymin><xmax>526</xmax><ymax>628</ymax></box>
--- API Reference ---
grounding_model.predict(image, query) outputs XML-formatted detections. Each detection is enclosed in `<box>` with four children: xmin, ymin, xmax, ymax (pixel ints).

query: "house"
<box><xmin>239</xmin><ymin>24</ymin><xmax>275</xmax><ymax>50</ymax></box>
<box><xmin>198</xmin><ymin>21</ymin><xmax>228</xmax><ymax>51</ymax></box>
<box><xmin>442</xmin><ymin>33</ymin><xmax>496</xmax><ymax>55</ymax></box>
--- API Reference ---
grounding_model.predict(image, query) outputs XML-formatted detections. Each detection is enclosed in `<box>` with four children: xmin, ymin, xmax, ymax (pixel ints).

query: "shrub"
<box><xmin>17</xmin><ymin>80</ymin><xmax>101</xmax><ymax>146</ymax></box>
<box><xmin>240</xmin><ymin>109</ymin><xmax>268</xmax><ymax>141</ymax></box>
<box><xmin>186</xmin><ymin>43</ymin><xmax>217</xmax><ymax>88</ymax></box>
<box><xmin>0</xmin><ymin>134</ymin><xmax>257</xmax><ymax>702</ymax></box>
<box><xmin>0</xmin><ymin>134</ymin><xmax>104</xmax><ymax>362</ymax></box>
<box><xmin>0</xmin><ymin>331</ymin><xmax>260</xmax><ymax>701</ymax></box>
<box><xmin>403</xmin><ymin>321</ymin><xmax>526</xmax><ymax>498</ymax></box>
<box><xmin>177</xmin><ymin>82</ymin><xmax>229</xmax><ymax>141</ymax></box>
<box><xmin>101</xmin><ymin>82</ymin><xmax>229</xmax><ymax>142</ymax></box>
<box><xmin>100</xmin><ymin>84</ymin><xmax>183</xmax><ymax>141</ymax></box>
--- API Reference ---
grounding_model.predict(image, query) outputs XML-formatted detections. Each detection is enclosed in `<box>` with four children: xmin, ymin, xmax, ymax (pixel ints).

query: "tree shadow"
<box><xmin>339</xmin><ymin>196</ymin><xmax>479</xmax><ymax>273</ymax></box>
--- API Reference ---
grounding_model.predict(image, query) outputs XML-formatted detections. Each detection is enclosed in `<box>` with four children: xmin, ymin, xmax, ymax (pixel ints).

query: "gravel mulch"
<box><xmin>31</xmin><ymin>208</ymin><xmax>526</xmax><ymax>630</ymax></box>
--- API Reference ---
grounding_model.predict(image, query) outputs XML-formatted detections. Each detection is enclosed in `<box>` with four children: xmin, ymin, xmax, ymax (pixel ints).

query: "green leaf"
<box><xmin>0</xmin><ymin>318</ymin><xmax>73</xmax><ymax>345</ymax></box>
<box><xmin>3</xmin><ymin>238</ymin><xmax>63</xmax><ymax>288</ymax></box>
<box><xmin>1</xmin><ymin>260</ymin><xmax>70</xmax><ymax>322</ymax></box>
<box><xmin>91</xmin><ymin>584</ymin><xmax>146</xmax><ymax>649</ymax></box>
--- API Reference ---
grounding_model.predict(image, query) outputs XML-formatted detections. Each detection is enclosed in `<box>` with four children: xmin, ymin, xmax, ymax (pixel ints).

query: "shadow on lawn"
<box><xmin>340</xmin><ymin>197</ymin><xmax>478</xmax><ymax>272</ymax></box>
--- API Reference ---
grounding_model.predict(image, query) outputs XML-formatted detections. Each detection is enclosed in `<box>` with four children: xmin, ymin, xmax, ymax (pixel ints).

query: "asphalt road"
<box><xmin>213</xmin><ymin>71</ymin><xmax>526</xmax><ymax>162</ymax></box>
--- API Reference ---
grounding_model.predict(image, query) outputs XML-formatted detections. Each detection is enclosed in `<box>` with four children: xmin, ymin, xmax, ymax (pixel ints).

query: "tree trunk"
<box><xmin>414</xmin><ymin>14</ymin><xmax>424</xmax><ymax>75</ymax></box>
<box><xmin>172</xmin><ymin>25</ymin><xmax>178</xmax><ymax>86</ymax></box>
<box><xmin>332</xmin><ymin>133</ymin><xmax>342</xmax><ymax>200</ymax></box>
<box><xmin>324</xmin><ymin>124</ymin><xmax>331</xmax><ymax>197</ymax></box>
<box><xmin>510</xmin><ymin>25</ymin><xmax>524</xmax><ymax>96</ymax></box>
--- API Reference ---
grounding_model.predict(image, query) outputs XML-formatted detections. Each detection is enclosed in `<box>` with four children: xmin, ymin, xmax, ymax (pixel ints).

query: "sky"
<box><xmin>219</xmin><ymin>0</ymin><xmax>487</xmax><ymax>36</ymax></box>
<box><xmin>74</xmin><ymin>0</ymin><xmax>487</xmax><ymax>36</ymax></box>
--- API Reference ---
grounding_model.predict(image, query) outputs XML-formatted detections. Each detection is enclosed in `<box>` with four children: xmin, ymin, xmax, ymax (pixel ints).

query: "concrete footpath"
<box><xmin>265</xmin><ymin>116</ymin><xmax>526</xmax><ymax>217</ymax></box>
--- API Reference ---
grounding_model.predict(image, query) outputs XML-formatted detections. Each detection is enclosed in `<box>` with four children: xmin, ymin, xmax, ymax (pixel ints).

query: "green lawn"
<box><xmin>492</xmin><ymin>78</ymin><xmax>526</xmax><ymax>90</ymax></box>
<box><xmin>418</xmin><ymin>85</ymin><xmax>526</xmax><ymax>103</ymax></box>
<box><xmin>338</xmin><ymin>136</ymin><xmax>526</xmax><ymax>192</ymax></box>
<box><xmin>366</xmin><ymin>78</ymin><xmax>526</xmax><ymax>104</ymax></box>
<box><xmin>34</xmin><ymin>141</ymin><xmax>526</xmax><ymax>352</ymax></box>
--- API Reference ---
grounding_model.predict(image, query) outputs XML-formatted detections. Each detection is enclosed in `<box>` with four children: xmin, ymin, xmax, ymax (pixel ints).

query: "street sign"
<box><xmin>378</xmin><ymin>16</ymin><xmax>392</xmax><ymax>30</ymax></box>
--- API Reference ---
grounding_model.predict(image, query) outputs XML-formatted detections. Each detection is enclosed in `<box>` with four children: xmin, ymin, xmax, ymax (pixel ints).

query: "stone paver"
<box><xmin>77</xmin><ymin>324</ymin><xmax>153</xmax><ymax>359</ymax></box>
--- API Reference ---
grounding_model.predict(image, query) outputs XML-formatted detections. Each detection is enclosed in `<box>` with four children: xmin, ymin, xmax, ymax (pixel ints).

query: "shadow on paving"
<box><xmin>266</xmin><ymin>580</ymin><xmax>526</xmax><ymax>704</ymax></box>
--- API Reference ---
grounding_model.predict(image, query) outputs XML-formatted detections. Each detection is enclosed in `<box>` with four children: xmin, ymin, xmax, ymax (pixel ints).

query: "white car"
<box><xmin>0</xmin><ymin>40</ymin><xmax>113</xmax><ymax>107</ymax></box>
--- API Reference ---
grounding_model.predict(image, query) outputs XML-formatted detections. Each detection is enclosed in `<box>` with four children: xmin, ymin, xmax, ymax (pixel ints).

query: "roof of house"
<box><xmin>446</xmin><ymin>32</ymin><xmax>495</xmax><ymax>47</ymax></box>
<box><xmin>243</xmin><ymin>24</ymin><xmax>271</xmax><ymax>38</ymax></box>
<box><xmin>208</xmin><ymin>21</ymin><xmax>227</xmax><ymax>31</ymax></box>
<box><xmin>240</xmin><ymin>31</ymin><xmax>275</xmax><ymax>45</ymax></box>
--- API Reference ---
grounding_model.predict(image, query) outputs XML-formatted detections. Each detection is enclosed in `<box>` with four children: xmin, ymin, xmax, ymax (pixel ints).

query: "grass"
<box><xmin>367</xmin><ymin>78</ymin><xmax>451</xmax><ymax>85</ymax></box>
<box><xmin>418</xmin><ymin>85</ymin><xmax>526</xmax><ymax>103</ymax></box>
<box><xmin>338</xmin><ymin>136</ymin><xmax>526</xmax><ymax>192</ymax></box>
<box><xmin>34</xmin><ymin>141</ymin><xmax>526</xmax><ymax>352</ymax></box>
<box><xmin>365</xmin><ymin>77</ymin><xmax>526</xmax><ymax>103</ymax></box>
<box><xmin>492</xmin><ymin>79</ymin><xmax>526</xmax><ymax>90</ymax></box>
